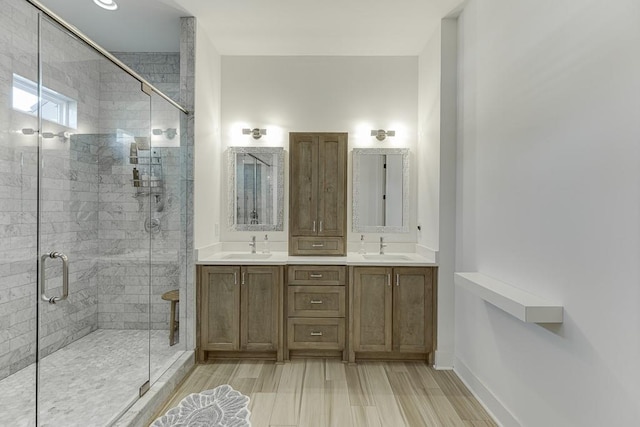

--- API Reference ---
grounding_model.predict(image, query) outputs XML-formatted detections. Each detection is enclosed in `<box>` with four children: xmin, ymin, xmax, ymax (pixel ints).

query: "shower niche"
<box><xmin>130</xmin><ymin>138</ymin><xmax>164</xmax><ymax>195</ymax></box>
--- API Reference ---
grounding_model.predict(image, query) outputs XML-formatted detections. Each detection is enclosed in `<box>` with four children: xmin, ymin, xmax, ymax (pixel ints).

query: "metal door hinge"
<box><xmin>139</xmin><ymin>380</ymin><xmax>150</xmax><ymax>397</ymax></box>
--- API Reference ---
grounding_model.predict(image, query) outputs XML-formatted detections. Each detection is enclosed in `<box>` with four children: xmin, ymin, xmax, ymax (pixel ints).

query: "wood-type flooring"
<box><xmin>153</xmin><ymin>359</ymin><xmax>497</xmax><ymax>427</ymax></box>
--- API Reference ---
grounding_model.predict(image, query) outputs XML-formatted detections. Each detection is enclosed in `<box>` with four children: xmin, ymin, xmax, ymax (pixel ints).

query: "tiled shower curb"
<box><xmin>113</xmin><ymin>351</ymin><xmax>195</xmax><ymax>427</ymax></box>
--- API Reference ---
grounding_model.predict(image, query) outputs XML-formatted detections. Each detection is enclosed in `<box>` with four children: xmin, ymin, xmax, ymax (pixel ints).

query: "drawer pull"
<box><xmin>310</xmin><ymin>300</ymin><xmax>323</xmax><ymax>304</ymax></box>
<box><xmin>310</xmin><ymin>274</ymin><xmax>323</xmax><ymax>278</ymax></box>
<box><xmin>311</xmin><ymin>243</ymin><xmax>324</xmax><ymax>247</ymax></box>
<box><xmin>310</xmin><ymin>331</ymin><xmax>323</xmax><ymax>336</ymax></box>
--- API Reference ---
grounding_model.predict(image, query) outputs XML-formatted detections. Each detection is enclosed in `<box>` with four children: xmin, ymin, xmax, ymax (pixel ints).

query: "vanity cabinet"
<box><xmin>197</xmin><ymin>265</ymin><xmax>283</xmax><ymax>361</ymax></box>
<box><xmin>349</xmin><ymin>266</ymin><xmax>436</xmax><ymax>363</ymax></box>
<box><xmin>289</xmin><ymin>133</ymin><xmax>347</xmax><ymax>256</ymax></box>
<box><xmin>286</xmin><ymin>265</ymin><xmax>347</xmax><ymax>359</ymax></box>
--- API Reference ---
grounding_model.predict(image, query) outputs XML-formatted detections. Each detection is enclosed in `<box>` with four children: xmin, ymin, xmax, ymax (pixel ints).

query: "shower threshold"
<box><xmin>0</xmin><ymin>329</ymin><xmax>181</xmax><ymax>427</ymax></box>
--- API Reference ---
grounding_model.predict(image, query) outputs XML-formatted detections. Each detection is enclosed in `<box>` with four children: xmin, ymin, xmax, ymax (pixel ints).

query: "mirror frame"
<box><xmin>227</xmin><ymin>147</ymin><xmax>285</xmax><ymax>231</ymax></box>
<box><xmin>352</xmin><ymin>147</ymin><xmax>410</xmax><ymax>233</ymax></box>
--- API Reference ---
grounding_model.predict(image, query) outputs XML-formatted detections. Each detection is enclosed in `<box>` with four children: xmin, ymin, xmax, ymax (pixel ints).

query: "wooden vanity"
<box><xmin>197</xmin><ymin>265</ymin><xmax>284</xmax><ymax>362</ymax></box>
<box><xmin>197</xmin><ymin>132</ymin><xmax>436</xmax><ymax>364</ymax></box>
<box><xmin>196</xmin><ymin>259</ymin><xmax>436</xmax><ymax>364</ymax></box>
<box><xmin>286</xmin><ymin>265</ymin><xmax>347</xmax><ymax>359</ymax></box>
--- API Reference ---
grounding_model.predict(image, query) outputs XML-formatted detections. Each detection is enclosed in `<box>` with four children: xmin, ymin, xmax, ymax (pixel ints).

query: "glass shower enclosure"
<box><xmin>0</xmin><ymin>1</ymin><xmax>189</xmax><ymax>425</ymax></box>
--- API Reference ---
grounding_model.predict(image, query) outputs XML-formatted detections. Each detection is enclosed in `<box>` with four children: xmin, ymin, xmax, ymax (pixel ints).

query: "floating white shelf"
<box><xmin>454</xmin><ymin>272</ymin><xmax>563</xmax><ymax>323</ymax></box>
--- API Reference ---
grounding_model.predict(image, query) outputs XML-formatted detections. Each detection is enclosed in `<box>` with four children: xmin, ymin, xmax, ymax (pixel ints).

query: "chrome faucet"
<box><xmin>379</xmin><ymin>237</ymin><xmax>387</xmax><ymax>255</ymax></box>
<box><xmin>249</xmin><ymin>236</ymin><xmax>256</xmax><ymax>253</ymax></box>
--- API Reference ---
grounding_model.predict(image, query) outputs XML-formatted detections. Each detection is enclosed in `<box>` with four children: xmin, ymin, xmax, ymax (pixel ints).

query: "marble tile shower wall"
<box><xmin>0</xmin><ymin>2</ymin><xmax>183</xmax><ymax>379</ymax></box>
<box><xmin>38</xmin><ymin>135</ymin><xmax>100</xmax><ymax>359</ymax></box>
<box><xmin>95</xmin><ymin>135</ymin><xmax>180</xmax><ymax>330</ymax></box>
<box><xmin>0</xmin><ymin>0</ymin><xmax>38</xmax><ymax>382</ymax></box>
<box><xmin>113</xmin><ymin>52</ymin><xmax>180</xmax><ymax>105</ymax></box>
<box><xmin>38</xmin><ymin>11</ymin><xmax>104</xmax><ymax>363</ymax></box>
<box><xmin>96</xmin><ymin>56</ymin><xmax>182</xmax><ymax>331</ymax></box>
<box><xmin>0</xmin><ymin>0</ymin><xmax>105</xmax><ymax>380</ymax></box>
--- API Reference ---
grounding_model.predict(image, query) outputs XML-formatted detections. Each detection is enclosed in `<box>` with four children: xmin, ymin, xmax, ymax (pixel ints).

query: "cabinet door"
<box><xmin>241</xmin><ymin>266</ymin><xmax>280</xmax><ymax>351</ymax></box>
<box><xmin>317</xmin><ymin>134</ymin><xmax>347</xmax><ymax>237</ymax></box>
<box><xmin>352</xmin><ymin>267</ymin><xmax>392</xmax><ymax>352</ymax></box>
<box><xmin>201</xmin><ymin>266</ymin><xmax>241</xmax><ymax>351</ymax></box>
<box><xmin>289</xmin><ymin>134</ymin><xmax>319</xmax><ymax>236</ymax></box>
<box><xmin>392</xmin><ymin>267</ymin><xmax>433</xmax><ymax>353</ymax></box>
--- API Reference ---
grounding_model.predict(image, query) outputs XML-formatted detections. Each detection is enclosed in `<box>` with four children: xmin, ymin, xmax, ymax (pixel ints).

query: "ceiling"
<box><xmin>36</xmin><ymin>0</ymin><xmax>462</xmax><ymax>55</ymax></box>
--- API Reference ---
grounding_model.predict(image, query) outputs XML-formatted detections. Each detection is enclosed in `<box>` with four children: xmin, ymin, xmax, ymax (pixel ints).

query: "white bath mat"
<box><xmin>151</xmin><ymin>384</ymin><xmax>251</xmax><ymax>427</ymax></box>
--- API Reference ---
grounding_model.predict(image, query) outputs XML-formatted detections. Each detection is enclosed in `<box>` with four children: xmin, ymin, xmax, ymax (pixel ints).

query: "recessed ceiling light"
<box><xmin>93</xmin><ymin>0</ymin><xmax>118</xmax><ymax>11</ymax></box>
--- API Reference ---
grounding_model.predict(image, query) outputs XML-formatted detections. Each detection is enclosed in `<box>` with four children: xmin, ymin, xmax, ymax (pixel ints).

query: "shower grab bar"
<box><xmin>40</xmin><ymin>252</ymin><xmax>69</xmax><ymax>304</ymax></box>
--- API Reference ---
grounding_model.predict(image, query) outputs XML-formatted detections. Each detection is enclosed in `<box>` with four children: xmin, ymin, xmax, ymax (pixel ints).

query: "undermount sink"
<box><xmin>362</xmin><ymin>254</ymin><xmax>410</xmax><ymax>261</ymax></box>
<box><xmin>223</xmin><ymin>253</ymin><xmax>272</xmax><ymax>260</ymax></box>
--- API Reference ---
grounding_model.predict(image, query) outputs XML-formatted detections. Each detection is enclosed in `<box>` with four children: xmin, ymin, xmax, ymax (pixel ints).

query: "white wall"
<box><xmin>219</xmin><ymin>56</ymin><xmax>418</xmax><ymax>245</ymax></box>
<box><xmin>455</xmin><ymin>1</ymin><xmax>640</xmax><ymax>425</ymax></box>
<box><xmin>418</xmin><ymin>30</ymin><xmax>442</xmax><ymax>254</ymax></box>
<box><xmin>418</xmin><ymin>18</ymin><xmax>459</xmax><ymax>368</ymax></box>
<box><xmin>193</xmin><ymin>27</ymin><xmax>222</xmax><ymax>249</ymax></box>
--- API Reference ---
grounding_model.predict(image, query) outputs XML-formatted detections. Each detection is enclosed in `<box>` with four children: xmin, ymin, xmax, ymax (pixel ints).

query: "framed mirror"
<box><xmin>227</xmin><ymin>147</ymin><xmax>285</xmax><ymax>231</ymax></box>
<box><xmin>352</xmin><ymin>148</ymin><xmax>409</xmax><ymax>233</ymax></box>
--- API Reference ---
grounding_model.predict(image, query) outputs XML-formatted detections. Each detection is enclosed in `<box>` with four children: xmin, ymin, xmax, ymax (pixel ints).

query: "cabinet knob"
<box><xmin>310</xmin><ymin>300</ymin><xmax>323</xmax><ymax>304</ymax></box>
<box><xmin>311</xmin><ymin>243</ymin><xmax>324</xmax><ymax>248</ymax></box>
<box><xmin>310</xmin><ymin>274</ymin><xmax>323</xmax><ymax>278</ymax></box>
<box><xmin>310</xmin><ymin>332</ymin><xmax>323</xmax><ymax>336</ymax></box>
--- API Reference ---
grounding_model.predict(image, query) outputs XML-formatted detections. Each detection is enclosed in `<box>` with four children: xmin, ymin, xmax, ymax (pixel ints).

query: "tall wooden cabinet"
<box><xmin>198</xmin><ymin>265</ymin><xmax>283</xmax><ymax>361</ymax></box>
<box><xmin>289</xmin><ymin>132</ymin><xmax>347</xmax><ymax>255</ymax></box>
<box><xmin>349</xmin><ymin>266</ymin><xmax>436</xmax><ymax>363</ymax></box>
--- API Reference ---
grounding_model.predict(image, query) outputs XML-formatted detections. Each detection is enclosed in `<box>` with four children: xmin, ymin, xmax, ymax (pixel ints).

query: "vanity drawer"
<box><xmin>288</xmin><ymin>286</ymin><xmax>345</xmax><ymax>317</ymax></box>
<box><xmin>287</xmin><ymin>318</ymin><xmax>345</xmax><ymax>350</ymax></box>
<box><xmin>287</xmin><ymin>265</ymin><xmax>346</xmax><ymax>286</ymax></box>
<box><xmin>290</xmin><ymin>237</ymin><xmax>345</xmax><ymax>256</ymax></box>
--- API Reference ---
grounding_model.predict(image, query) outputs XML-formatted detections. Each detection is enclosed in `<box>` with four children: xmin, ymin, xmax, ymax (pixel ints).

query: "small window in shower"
<box><xmin>12</xmin><ymin>74</ymin><xmax>78</xmax><ymax>128</ymax></box>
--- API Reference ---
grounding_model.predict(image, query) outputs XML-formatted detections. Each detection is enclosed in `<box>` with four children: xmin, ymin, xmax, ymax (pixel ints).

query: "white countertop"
<box><xmin>196</xmin><ymin>251</ymin><xmax>437</xmax><ymax>267</ymax></box>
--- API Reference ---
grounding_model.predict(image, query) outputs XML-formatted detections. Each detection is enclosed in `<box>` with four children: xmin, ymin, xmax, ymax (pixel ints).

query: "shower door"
<box><xmin>36</xmin><ymin>15</ymin><xmax>152</xmax><ymax>425</ymax></box>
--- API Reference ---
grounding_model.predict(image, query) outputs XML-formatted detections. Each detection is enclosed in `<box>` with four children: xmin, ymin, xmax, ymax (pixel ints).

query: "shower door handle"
<box><xmin>40</xmin><ymin>252</ymin><xmax>69</xmax><ymax>304</ymax></box>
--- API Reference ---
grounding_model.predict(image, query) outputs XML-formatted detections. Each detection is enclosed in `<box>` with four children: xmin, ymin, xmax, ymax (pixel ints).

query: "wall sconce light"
<box><xmin>42</xmin><ymin>131</ymin><xmax>71</xmax><ymax>140</ymax></box>
<box><xmin>242</xmin><ymin>128</ymin><xmax>267</xmax><ymax>139</ymax></box>
<box><xmin>152</xmin><ymin>128</ymin><xmax>177</xmax><ymax>140</ymax></box>
<box><xmin>371</xmin><ymin>129</ymin><xmax>395</xmax><ymax>141</ymax></box>
<box><xmin>21</xmin><ymin>128</ymin><xmax>71</xmax><ymax>141</ymax></box>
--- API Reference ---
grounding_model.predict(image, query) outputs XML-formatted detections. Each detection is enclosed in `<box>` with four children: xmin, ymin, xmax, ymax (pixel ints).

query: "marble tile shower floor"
<box><xmin>0</xmin><ymin>329</ymin><xmax>181</xmax><ymax>427</ymax></box>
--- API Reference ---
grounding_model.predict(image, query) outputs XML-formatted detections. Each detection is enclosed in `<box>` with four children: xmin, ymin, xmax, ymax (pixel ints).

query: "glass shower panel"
<box><xmin>37</xmin><ymin>16</ymin><xmax>151</xmax><ymax>425</ymax></box>
<box><xmin>0</xmin><ymin>1</ymin><xmax>39</xmax><ymax>426</ymax></box>
<box><xmin>149</xmin><ymin>93</ymin><xmax>186</xmax><ymax>383</ymax></box>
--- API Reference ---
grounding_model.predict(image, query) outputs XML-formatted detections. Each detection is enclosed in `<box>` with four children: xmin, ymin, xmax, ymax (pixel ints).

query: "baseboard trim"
<box><xmin>434</xmin><ymin>350</ymin><xmax>454</xmax><ymax>369</ymax></box>
<box><xmin>453</xmin><ymin>356</ymin><xmax>521</xmax><ymax>427</ymax></box>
